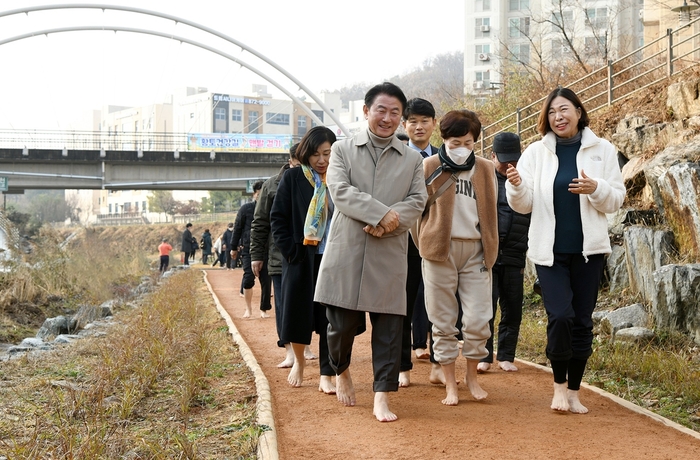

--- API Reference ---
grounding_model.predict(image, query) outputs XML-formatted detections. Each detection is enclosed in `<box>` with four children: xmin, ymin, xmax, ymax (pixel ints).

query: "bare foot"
<box><xmin>336</xmin><ymin>369</ymin><xmax>356</xmax><ymax>406</ymax></box>
<box><xmin>318</xmin><ymin>375</ymin><xmax>336</xmax><ymax>395</ymax></box>
<box><xmin>243</xmin><ymin>308</ymin><xmax>251</xmax><ymax>318</ymax></box>
<box><xmin>498</xmin><ymin>361</ymin><xmax>518</xmax><ymax>372</ymax></box>
<box><xmin>277</xmin><ymin>344</ymin><xmax>294</xmax><ymax>368</ymax></box>
<box><xmin>414</xmin><ymin>348</ymin><xmax>429</xmax><ymax>360</ymax></box>
<box><xmin>476</xmin><ymin>362</ymin><xmax>491</xmax><ymax>373</ymax></box>
<box><xmin>551</xmin><ymin>382</ymin><xmax>570</xmax><ymax>412</ymax></box>
<box><xmin>567</xmin><ymin>389</ymin><xmax>589</xmax><ymax>414</ymax></box>
<box><xmin>441</xmin><ymin>362</ymin><xmax>459</xmax><ymax>406</ymax></box>
<box><xmin>398</xmin><ymin>371</ymin><xmax>410</xmax><ymax>388</ymax></box>
<box><xmin>260</xmin><ymin>311</ymin><xmax>269</xmax><ymax>318</ymax></box>
<box><xmin>429</xmin><ymin>363</ymin><xmax>446</xmax><ymax>384</ymax></box>
<box><xmin>466</xmin><ymin>359</ymin><xmax>488</xmax><ymax>400</ymax></box>
<box><xmin>373</xmin><ymin>392</ymin><xmax>398</xmax><ymax>422</ymax></box>
<box><xmin>287</xmin><ymin>358</ymin><xmax>304</xmax><ymax>387</ymax></box>
<box><xmin>304</xmin><ymin>345</ymin><xmax>317</xmax><ymax>360</ymax></box>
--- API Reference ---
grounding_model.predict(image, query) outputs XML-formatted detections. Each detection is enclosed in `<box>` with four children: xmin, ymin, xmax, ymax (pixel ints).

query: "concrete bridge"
<box><xmin>0</xmin><ymin>129</ymin><xmax>287</xmax><ymax>192</ymax></box>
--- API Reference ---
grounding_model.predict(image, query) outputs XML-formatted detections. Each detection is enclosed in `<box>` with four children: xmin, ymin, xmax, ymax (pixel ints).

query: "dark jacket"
<box><xmin>408</xmin><ymin>144</ymin><xmax>439</xmax><ymax>257</ymax></box>
<box><xmin>181</xmin><ymin>228</ymin><xmax>194</xmax><ymax>253</ymax></box>
<box><xmin>231</xmin><ymin>201</ymin><xmax>256</xmax><ymax>253</ymax></box>
<box><xmin>496</xmin><ymin>172</ymin><xmax>531</xmax><ymax>267</ymax></box>
<box><xmin>250</xmin><ymin>164</ymin><xmax>289</xmax><ymax>276</ymax></box>
<box><xmin>222</xmin><ymin>227</ymin><xmax>234</xmax><ymax>251</ymax></box>
<box><xmin>201</xmin><ymin>231</ymin><xmax>213</xmax><ymax>256</ymax></box>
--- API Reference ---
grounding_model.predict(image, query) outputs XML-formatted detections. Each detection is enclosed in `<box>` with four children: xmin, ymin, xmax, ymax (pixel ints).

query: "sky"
<box><xmin>0</xmin><ymin>0</ymin><xmax>464</xmax><ymax>130</ymax></box>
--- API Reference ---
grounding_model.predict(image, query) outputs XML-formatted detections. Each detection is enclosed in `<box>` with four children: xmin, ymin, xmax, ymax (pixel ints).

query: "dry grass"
<box><xmin>0</xmin><ymin>270</ymin><xmax>262</xmax><ymax>459</ymax></box>
<box><xmin>514</xmin><ymin>287</ymin><xmax>700</xmax><ymax>432</ymax></box>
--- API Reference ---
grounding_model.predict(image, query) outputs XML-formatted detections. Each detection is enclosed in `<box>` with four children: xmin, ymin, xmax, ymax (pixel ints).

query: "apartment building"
<box><xmin>465</xmin><ymin>0</ymin><xmax>644</xmax><ymax>96</ymax></box>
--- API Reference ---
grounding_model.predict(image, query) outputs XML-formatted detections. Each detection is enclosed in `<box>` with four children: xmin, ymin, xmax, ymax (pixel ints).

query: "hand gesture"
<box><xmin>506</xmin><ymin>163</ymin><xmax>521</xmax><ymax>186</ymax></box>
<box><xmin>379</xmin><ymin>209</ymin><xmax>400</xmax><ymax>233</ymax></box>
<box><xmin>363</xmin><ymin>224</ymin><xmax>385</xmax><ymax>238</ymax></box>
<box><xmin>569</xmin><ymin>169</ymin><xmax>598</xmax><ymax>195</ymax></box>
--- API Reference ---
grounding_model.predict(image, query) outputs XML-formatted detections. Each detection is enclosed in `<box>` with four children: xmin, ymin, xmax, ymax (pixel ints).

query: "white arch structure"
<box><xmin>0</xmin><ymin>3</ymin><xmax>351</xmax><ymax>136</ymax></box>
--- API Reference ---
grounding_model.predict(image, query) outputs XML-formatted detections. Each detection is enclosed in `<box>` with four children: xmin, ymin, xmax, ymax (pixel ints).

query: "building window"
<box><xmin>311</xmin><ymin>110</ymin><xmax>324</xmax><ymax>128</ymax></box>
<box><xmin>509</xmin><ymin>17</ymin><xmax>530</xmax><ymax>38</ymax></box>
<box><xmin>298</xmin><ymin>115</ymin><xmax>307</xmax><ymax>135</ymax></box>
<box><xmin>123</xmin><ymin>202</ymin><xmax>131</xmax><ymax>212</ymax></box>
<box><xmin>509</xmin><ymin>0</ymin><xmax>529</xmax><ymax>11</ymax></box>
<box><xmin>265</xmin><ymin>112</ymin><xmax>290</xmax><ymax>125</ymax></box>
<box><xmin>475</xmin><ymin>70</ymin><xmax>490</xmax><ymax>90</ymax></box>
<box><xmin>214</xmin><ymin>108</ymin><xmax>226</xmax><ymax>120</ymax></box>
<box><xmin>551</xmin><ymin>10</ymin><xmax>574</xmax><ymax>34</ymax></box>
<box><xmin>109</xmin><ymin>204</ymin><xmax>112</xmax><ymax>213</ymax></box>
<box><xmin>475</xmin><ymin>44</ymin><xmax>491</xmax><ymax>62</ymax></box>
<box><xmin>134</xmin><ymin>202</ymin><xmax>139</xmax><ymax>212</ymax></box>
<box><xmin>143</xmin><ymin>201</ymin><xmax>147</xmax><ymax>212</ymax></box>
<box><xmin>585</xmin><ymin>8</ymin><xmax>608</xmax><ymax>30</ymax></box>
<box><xmin>248</xmin><ymin>111</ymin><xmax>259</xmax><ymax>133</ymax></box>
<box><xmin>231</xmin><ymin>109</ymin><xmax>242</xmax><ymax>121</ymax></box>
<box><xmin>510</xmin><ymin>43</ymin><xmax>530</xmax><ymax>64</ymax></box>
<box><xmin>584</xmin><ymin>36</ymin><xmax>606</xmax><ymax>56</ymax></box>
<box><xmin>476</xmin><ymin>0</ymin><xmax>490</xmax><ymax>11</ymax></box>
<box><xmin>475</xmin><ymin>18</ymin><xmax>490</xmax><ymax>38</ymax></box>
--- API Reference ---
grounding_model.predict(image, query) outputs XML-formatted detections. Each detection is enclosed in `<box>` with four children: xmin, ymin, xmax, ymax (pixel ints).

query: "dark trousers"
<box><xmin>225</xmin><ymin>249</ymin><xmax>234</xmax><ymax>269</ymax></box>
<box><xmin>182</xmin><ymin>251</ymin><xmax>189</xmax><ymax>266</ymax></box>
<box><xmin>271</xmin><ymin>274</ymin><xmax>286</xmax><ymax>347</ymax></box>
<box><xmin>536</xmin><ymin>253</ymin><xmax>605</xmax><ymax>362</ymax></box>
<box><xmin>258</xmin><ymin>259</ymin><xmax>272</xmax><ymax>312</ymax></box>
<box><xmin>326</xmin><ymin>305</ymin><xmax>402</xmax><ymax>392</ymax></box>
<box><xmin>483</xmin><ymin>264</ymin><xmax>524</xmax><ymax>363</ymax></box>
<box><xmin>159</xmin><ymin>255</ymin><xmax>169</xmax><ymax>272</ymax></box>
<box><xmin>401</xmin><ymin>255</ymin><xmax>429</xmax><ymax>371</ymax></box>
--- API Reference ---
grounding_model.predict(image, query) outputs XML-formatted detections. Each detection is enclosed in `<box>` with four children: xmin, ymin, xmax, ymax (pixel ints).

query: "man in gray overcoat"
<box><xmin>314</xmin><ymin>82</ymin><xmax>428</xmax><ymax>422</ymax></box>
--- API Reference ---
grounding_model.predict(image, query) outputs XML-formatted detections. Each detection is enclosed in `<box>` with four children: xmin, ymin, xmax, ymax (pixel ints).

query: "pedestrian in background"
<box><xmin>158</xmin><ymin>238</ymin><xmax>173</xmax><ymax>272</ymax></box>
<box><xmin>200</xmin><ymin>228</ymin><xmax>213</xmax><ymax>265</ymax></box>
<box><xmin>181</xmin><ymin>223</ymin><xmax>194</xmax><ymax>266</ymax></box>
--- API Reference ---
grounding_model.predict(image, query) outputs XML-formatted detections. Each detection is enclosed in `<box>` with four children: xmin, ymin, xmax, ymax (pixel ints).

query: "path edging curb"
<box><xmin>202</xmin><ymin>271</ymin><xmax>279</xmax><ymax>460</ymax></box>
<box><xmin>514</xmin><ymin>358</ymin><xmax>700</xmax><ymax>441</ymax></box>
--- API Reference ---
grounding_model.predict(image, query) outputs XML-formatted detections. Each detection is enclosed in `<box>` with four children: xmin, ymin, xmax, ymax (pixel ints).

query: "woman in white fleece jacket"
<box><xmin>506</xmin><ymin>88</ymin><xmax>625</xmax><ymax>414</ymax></box>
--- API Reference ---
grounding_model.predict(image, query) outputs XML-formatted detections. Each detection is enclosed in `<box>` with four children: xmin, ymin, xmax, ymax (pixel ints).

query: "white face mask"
<box><xmin>446</xmin><ymin>146</ymin><xmax>471</xmax><ymax>165</ymax></box>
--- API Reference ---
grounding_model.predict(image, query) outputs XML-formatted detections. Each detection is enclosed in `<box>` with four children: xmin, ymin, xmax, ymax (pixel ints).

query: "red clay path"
<box><xmin>205</xmin><ymin>268</ymin><xmax>700</xmax><ymax>460</ymax></box>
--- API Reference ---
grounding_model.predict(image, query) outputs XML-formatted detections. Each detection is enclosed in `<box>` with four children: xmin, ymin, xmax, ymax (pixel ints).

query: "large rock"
<box><xmin>607</xmin><ymin>244</ymin><xmax>629</xmax><ymax>292</ymax></box>
<box><xmin>600</xmin><ymin>303</ymin><xmax>649</xmax><ymax>334</ymax></box>
<box><xmin>73</xmin><ymin>304</ymin><xmax>111</xmax><ymax>329</ymax></box>
<box><xmin>667</xmin><ymin>79</ymin><xmax>700</xmax><ymax>119</ymax></box>
<box><xmin>612</xmin><ymin>116</ymin><xmax>665</xmax><ymax>160</ymax></box>
<box><xmin>607</xmin><ymin>208</ymin><xmax>661</xmax><ymax>236</ymax></box>
<box><xmin>657</xmin><ymin>162</ymin><xmax>700</xmax><ymax>261</ymax></box>
<box><xmin>624</xmin><ymin>226</ymin><xmax>675</xmax><ymax>303</ymax></box>
<box><xmin>652</xmin><ymin>264</ymin><xmax>700</xmax><ymax>344</ymax></box>
<box><xmin>614</xmin><ymin>327</ymin><xmax>655</xmax><ymax>344</ymax></box>
<box><xmin>36</xmin><ymin>316</ymin><xmax>70</xmax><ymax>340</ymax></box>
<box><xmin>643</xmin><ymin>139</ymin><xmax>700</xmax><ymax>212</ymax></box>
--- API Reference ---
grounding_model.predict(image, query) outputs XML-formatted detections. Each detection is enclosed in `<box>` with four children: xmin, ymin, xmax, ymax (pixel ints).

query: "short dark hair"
<box><xmin>297</xmin><ymin>126</ymin><xmax>337</xmax><ymax>166</ymax></box>
<box><xmin>403</xmin><ymin>98</ymin><xmax>435</xmax><ymax>120</ymax></box>
<box><xmin>253</xmin><ymin>181</ymin><xmax>263</xmax><ymax>193</ymax></box>
<box><xmin>537</xmin><ymin>87</ymin><xmax>590</xmax><ymax>136</ymax></box>
<box><xmin>186</xmin><ymin>223</ymin><xmax>192</xmax><ymax>228</ymax></box>
<box><xmin>289</xmin><ymin>142</ymin><xmax>299</xmax><ymax>160</ymax></box>
<box><xmin>396</xmin><ymin>133</ymin><xmax>409</xmax><ymax>142</ymax></box>
<box><xmin>364</xmin><ymin>82</ymin><xmax>407</xmax><ymax>113</ymax></box>
<box><xmin>439</xmin><ymin>110</ymin><xmax>481</xmax><ymax>141</ymax></box>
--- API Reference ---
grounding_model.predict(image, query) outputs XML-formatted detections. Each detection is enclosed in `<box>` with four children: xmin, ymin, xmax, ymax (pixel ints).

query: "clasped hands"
<box><xmin>363</xmin><ymin>209</ymin><xmax>399</xmax><ymax>238</ymax></box>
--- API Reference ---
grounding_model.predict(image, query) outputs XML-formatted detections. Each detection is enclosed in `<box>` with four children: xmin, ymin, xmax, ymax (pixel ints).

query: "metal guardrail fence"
<box><xmin>479</xmin><ymin>16</ymin><xmax>700</xmax><ymax>155</ymax></box>
<box><xmin>0</xmin><ymin>130</ymin><xmax>190</xmax><ymax>152</ymax></box>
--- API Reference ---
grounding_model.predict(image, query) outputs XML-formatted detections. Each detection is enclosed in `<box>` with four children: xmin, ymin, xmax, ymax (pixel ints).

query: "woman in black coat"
<box><xmin>181</xmin><ymin>223</ymin><xmax>194</xmax><ymax>266</ymax></box>
<box><xmin>271</xmin><ymin>126</ymin><xmax>336</xmax><ymax>393</ymax></box>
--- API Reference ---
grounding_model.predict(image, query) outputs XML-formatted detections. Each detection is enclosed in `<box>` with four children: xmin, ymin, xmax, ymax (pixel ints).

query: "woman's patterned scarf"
<box><xmin>302</xmin><ymin>164</ymin><xmax>328</xmax><ymax>246</ymax></box>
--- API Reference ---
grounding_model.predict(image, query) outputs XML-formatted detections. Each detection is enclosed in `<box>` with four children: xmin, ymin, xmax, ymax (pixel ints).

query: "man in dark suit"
<box><xmin>399</xmin><ymin>98</ymin><xmax>438</xmax><ymax>387</ymax></box>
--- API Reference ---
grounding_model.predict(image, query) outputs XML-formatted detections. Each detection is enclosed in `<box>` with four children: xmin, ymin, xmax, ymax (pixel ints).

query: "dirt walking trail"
<box><xmin>205</xmin><ymin>268</ymin><xmax>700</xmax><ymax>460</ymax></box>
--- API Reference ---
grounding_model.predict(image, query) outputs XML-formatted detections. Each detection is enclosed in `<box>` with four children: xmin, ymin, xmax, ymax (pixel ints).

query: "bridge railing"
<box><xmin>0</xmin><ymin>129</ymin><xmax>190</xmax><ymax>152</ymax></box>
<box><xmin>479</xmin><ymin>17</ymin><xmax>700</xmax><ymax>155</ymax></box>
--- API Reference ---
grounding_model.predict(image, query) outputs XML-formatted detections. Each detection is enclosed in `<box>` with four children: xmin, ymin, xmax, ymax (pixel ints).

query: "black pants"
<box><xmin>482</xmin><ymin>264</ymin><xmax>524</xmax><ymax>363</ymax></box>
<box><xmin>241</xmin><ymin>253</ymin><xmax>272</xmax><ymax>311</ymax></box>
<box><xmin>401</xmin><ymin>255</ymin><xmax>428</xmax><ymax>372</ymax></box>
<box><xmin>182</xmin><ymin>252</ymin><xmax>189</xmax><ymax>266</ymax></box>
<box><xmin>159</xmin><ymin>255</ymin><xmax>169</xmax><ymax>272</ymax></box>
<box><xmin>225</xmin><ymin>249</ymin><xmax>234</xmax><ymax>269</ymax></box>
<box><xmin>536</xmin><ymin>253</ymin><xmax>604</xmax><ymax>362</ymax></box>
<box><xmin>326</xmin><ymin>305</ymin><xmax>402</xmax><ymax>393</ymax></box>
<box><xmin>271</xmin><ymin>273</ymin><xmax>286</xmax><ymax>348</ymax></box>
